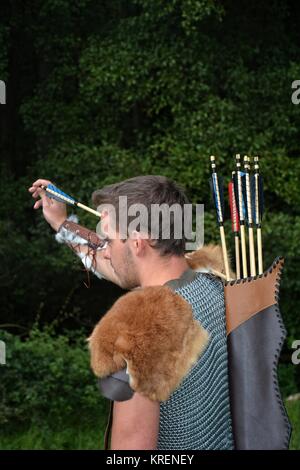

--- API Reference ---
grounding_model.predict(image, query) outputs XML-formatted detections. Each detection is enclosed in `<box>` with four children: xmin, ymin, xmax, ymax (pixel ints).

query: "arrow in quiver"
<box><xmin>228</xmin><ymin>177</ymin><xmax>241</xmax><ymax>279</ymax></box>
<box><xmin>251</xmin><ymin>156</ymin><xmax>264</xmax><ymax>274</ymax></box>
<box><xmin>224</xmin><ymin>257</ymin><xmax>292</xmax><ymax>449</ymax></box>
<box><xmin>233</xmin><ymin>155</ymin><xmax>248</xmax><ymax>278</ymax></box>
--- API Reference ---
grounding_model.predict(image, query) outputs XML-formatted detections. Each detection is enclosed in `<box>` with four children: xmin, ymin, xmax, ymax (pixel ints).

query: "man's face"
<box><xmin>99</xmin><ymin>211</ymin><xmax>140</xmax><ymax>290</ymax></box>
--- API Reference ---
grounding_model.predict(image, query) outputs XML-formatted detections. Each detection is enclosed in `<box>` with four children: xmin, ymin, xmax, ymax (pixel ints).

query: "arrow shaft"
<box><xmin>257</xmin><ymin>227</ymin><xmax>263</xmax><ymax>274</ymax></box>
<box><xmin>240</xmin><ymin>224</ymin><xmax>248</xmax><ymax>278</ymax></box>
<box><xmin>219</xmin><ymin>225</ymin><xmax>231</xmax><ymax>280</ymax></box>
<box><xmin>77</xmin><ymin>202</ymin><xmax>101</xmax><ymax>217</ymax></box>
<box><xmin>234</xmin><ymin>234</ymin><xmax>241</xmax><ymax>279</ymax></box>
<box><xmin>245</xmin><ymin>171</ymin><xmax>256</xmax><ymax>276</ymax></box>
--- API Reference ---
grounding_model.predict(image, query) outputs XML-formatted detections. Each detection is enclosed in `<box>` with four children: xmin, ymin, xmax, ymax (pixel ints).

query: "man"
<box><xmin>29</xmin><ymin>176</ymin><xmax>234</xmax><ymax>450</ymax></box>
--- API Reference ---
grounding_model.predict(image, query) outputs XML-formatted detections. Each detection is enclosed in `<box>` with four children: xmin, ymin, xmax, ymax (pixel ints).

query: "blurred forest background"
<box><xmin>0</xmin><ymin>0</ymin><xmax>299</xmax><ymax>449</ymax></box>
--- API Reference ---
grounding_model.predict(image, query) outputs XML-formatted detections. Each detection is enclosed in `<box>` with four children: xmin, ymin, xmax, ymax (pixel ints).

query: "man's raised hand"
<box><xmin>28</xmin><ymin>179</ymin><xmax>67</xmax><ymax>231</ymax></box>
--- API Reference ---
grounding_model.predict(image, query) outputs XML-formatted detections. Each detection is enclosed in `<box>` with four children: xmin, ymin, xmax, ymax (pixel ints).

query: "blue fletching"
<box><xmin>241</xmin><ymin>173</ymin><xmax>249</xmax><ymax>224</ymax></box>
<box><xmin>46</xmin><ymin>184</ymin><xmax>76</xmax><ymax>205</ymax></box>
<box><xmin>210</xmin><ymin>174</ymin><xmax>224</xmax><ymax>223</ymax></box>
<box><xmin>251</xmin><ymin>175</ymin><xmax>257</xmax><ymax>223</ymax></box>
<box><xmin>251</xmin><ymin>174</ymin><xmax>264</xmax><ymax>224</ymax></box>
<box><xmin>233</xmin><ymin>171</ymin><xmax>247</xmax><ymax>222</ymax></box>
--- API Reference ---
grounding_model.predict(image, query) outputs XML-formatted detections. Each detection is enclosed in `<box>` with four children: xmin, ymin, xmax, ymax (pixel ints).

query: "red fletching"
<box><xmin>228</xmin><ymin>181</ymin><xmax>240</xmax><ymax>232</ymax></box>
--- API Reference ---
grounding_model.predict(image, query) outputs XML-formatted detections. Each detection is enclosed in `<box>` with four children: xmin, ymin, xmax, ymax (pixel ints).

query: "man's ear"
<box><xmin>130</xmin><ymin>230</ymin><xmax>148</xmax><ymax>255</ymax></box>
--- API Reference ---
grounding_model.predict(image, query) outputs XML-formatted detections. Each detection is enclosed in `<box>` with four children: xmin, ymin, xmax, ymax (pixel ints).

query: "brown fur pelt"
<box><xmin>88</xmin><ymin>286</ymin><xmax>209</xmax><ymax>402</ymax></box>
<box><xmin>185</xmin><ymin>244</ymin><xmax>235</xmax><ymax>280</ymax></box>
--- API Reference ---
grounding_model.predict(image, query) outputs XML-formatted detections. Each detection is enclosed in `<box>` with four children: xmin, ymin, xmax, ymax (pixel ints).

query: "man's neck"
<box><xmin>138</xmin><ymin>255</ymin><xmax>190</xmax><ymax>287</ymax></box>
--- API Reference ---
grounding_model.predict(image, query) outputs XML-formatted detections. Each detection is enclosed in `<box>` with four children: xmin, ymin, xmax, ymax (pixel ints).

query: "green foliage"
<box><xmin>0</xmin><ymin>24</ymin><xmax>9</xmax><ymax>80</ymax></box>
<box><xmin>286</xmin><ymin>400</ymin><xmax>300</xmax><ymax>450</ymax></box>
<box><xmin>0</xmin><ymin>328</ymin><xmax>107</xmax><ymax>427</ymax></box>
<box><xmin>278</xmin><ymin>363</ymin><xmax>299</xmax><ymax>399</ymax></box>
<box><xmin>0</xmin><ymin>419</ymin><xmax>105</xmax><ymax>450</ymax></box>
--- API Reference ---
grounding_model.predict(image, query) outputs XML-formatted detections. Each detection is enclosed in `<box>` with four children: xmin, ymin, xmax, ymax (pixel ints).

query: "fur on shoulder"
<box><xmin>88</xmin><ymin>285</ymin><xmax>209</xmax><ymax>401</ymax></box>
<box><xmin>185</xmin><ymin>244</ymin><xmax>235</xmax><ymax>280</ymax></box>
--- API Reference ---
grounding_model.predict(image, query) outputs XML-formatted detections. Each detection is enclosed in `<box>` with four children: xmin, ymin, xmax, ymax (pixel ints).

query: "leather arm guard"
<box><xmin>55</xmin><ymin>215</ymin><xmax>108</xmax><ymax>280</ymax></box>
<box><xmin>56</xmin><ymin>215</ymin><xmax>105</xmax><ymax>250</ymax></box>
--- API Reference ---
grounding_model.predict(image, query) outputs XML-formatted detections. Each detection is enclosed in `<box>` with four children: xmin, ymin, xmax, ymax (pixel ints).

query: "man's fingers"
<box><xmin>29</xmin><ymin>180</ymin><xmax>52</xmax><ymax>199</ymax></box>
<box><xmin>32</xmin><ymin>179</ymin><xmax>52</xmax><ymax>187</ymax></box>
<box><xmin>40</xmin><ymin>189</ymin><xmax>52</xmax><ymax>207</ymax></box>
<box><xmin>28</xmin><ymin>186</ymin><xmax>41</xmax><ymax>197</ymax></box>
<box><xmin>31</xmin><ymin>186</ymin><xmax>51</xmax><ymax>208</ymax></box>
<box><xmin>33</xmin><ymin>195</ymin><xmax>51</xmax><ymax>209</ymax></box>
<box><xmin>33</xmin><ymin>190</ymin><xmax>49</xmax><ymax>209</ymax></box>
<box><xmin>29</xmin><ymin>186</ymin><xmax>44</xmax><ymax>199</ymax></box>
<box><xmin>33</xmin><ymin>199</ymin><xmax>43</xmax><ymax>209</ymax></box>
<box><xmin>31</xmin><ymin>187</ymin><xmax>41</xmax><ymax>198</ymax></box>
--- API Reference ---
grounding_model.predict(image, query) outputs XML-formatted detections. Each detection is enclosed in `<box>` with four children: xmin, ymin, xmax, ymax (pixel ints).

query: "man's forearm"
<box><xmin>110</xmin><ymin>422</ymin><xmax>158</xmax><ymax>450</ymax></box>
<box><xmin>110</xmin><ymin>395</ymin><xmax>160</xmax><ymax>450</ymax></box>
<box><xmin>110</xmin><ymin>433</ymin><xmax>157</xmax><ymax>450</ymax></box>
<box><xmin>54</xmin><ymin>217</ymin><xmax>121</xmax><ymax>285</ymax></box>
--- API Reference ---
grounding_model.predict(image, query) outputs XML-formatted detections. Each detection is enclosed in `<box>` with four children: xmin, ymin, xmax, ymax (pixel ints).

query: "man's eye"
<box><xmin>98</xmin><ymin>239</ymin><xmax>109</xmax><ymax>251</ymax></box>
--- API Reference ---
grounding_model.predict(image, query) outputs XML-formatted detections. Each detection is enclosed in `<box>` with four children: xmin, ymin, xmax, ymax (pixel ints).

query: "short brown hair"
<box><xmin>92</xmin><ymin>175</ymin><xmax>190</xmax><ymax>256</ymax></box>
